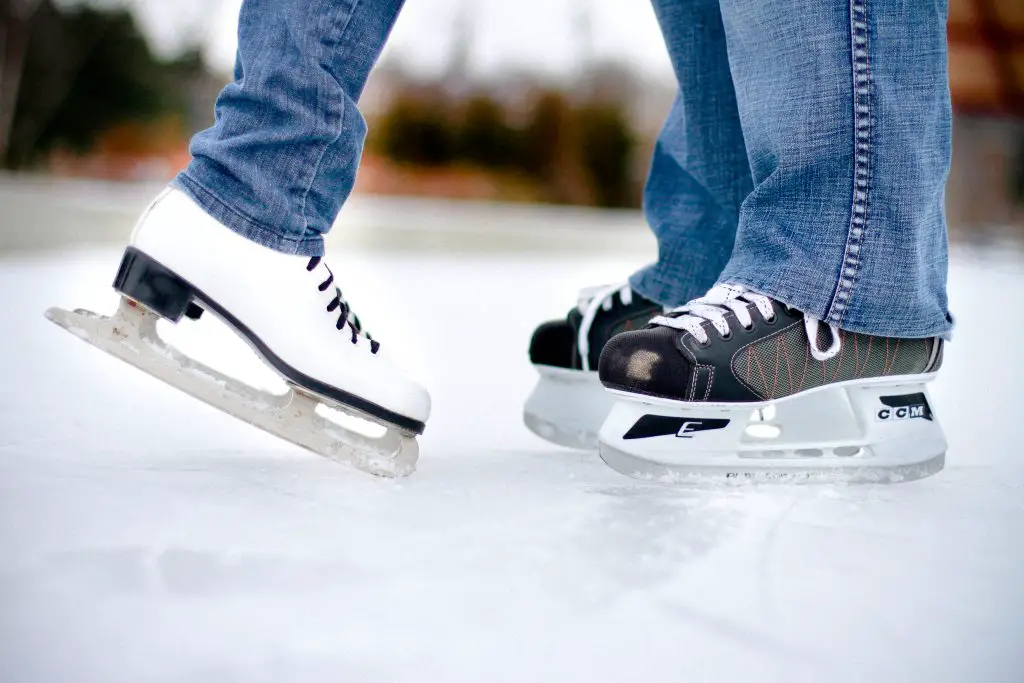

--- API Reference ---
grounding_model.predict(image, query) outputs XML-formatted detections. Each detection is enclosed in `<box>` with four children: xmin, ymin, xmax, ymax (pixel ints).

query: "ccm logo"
<box><xmin>876</xmin><ymin>393</ymin><xmax>933</xmax><ymax>422</ymax></box>
<box><xmin>877</xmin><ymin>405</ymin><xmax>926</xmax><ymax>421</ymax></box>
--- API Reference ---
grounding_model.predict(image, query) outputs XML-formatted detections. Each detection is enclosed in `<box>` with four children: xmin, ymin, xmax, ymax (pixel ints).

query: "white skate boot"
<box><xmin>46</xmin><ymin>188</ymin><xmax>429</xmax><ymax>477</ymax></box>
<box><xmin>597</xmin><ymin>284</ymin><xmax>947</xmax><ymax>483</ymax></box>
<box><xmin>524</xmin><ymin>283</ymin><xmax>661</xmax><ymax>449</ymax></box>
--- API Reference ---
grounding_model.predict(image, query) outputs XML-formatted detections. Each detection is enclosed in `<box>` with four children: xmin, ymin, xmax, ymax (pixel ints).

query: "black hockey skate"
<box><xmin>597</xmin><ymin>284</ymin><xmax>946</xmax><ymax>482</ymax></box>
<box><xmin>524</xmin><ymin>283</ymin><xmax>661</xmax><ymax>449</ymax></box>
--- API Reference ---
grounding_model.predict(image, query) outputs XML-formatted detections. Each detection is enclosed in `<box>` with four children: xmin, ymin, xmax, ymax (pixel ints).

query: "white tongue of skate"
<box><xmin>651</xmin><ymin>283</ymin><xmax>842</xmax><ymax>361</ymax></box>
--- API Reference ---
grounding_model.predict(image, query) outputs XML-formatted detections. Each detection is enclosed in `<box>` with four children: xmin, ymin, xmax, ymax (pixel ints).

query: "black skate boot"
<box><xmin>524</xmin><ymin>283</ymin><xmax>661</xmax><ymax>449</ymax></box>
<box><xmin>597</xmin><ymin>283</ymin><xmax>946</xmax><ymax>482</ymax></box>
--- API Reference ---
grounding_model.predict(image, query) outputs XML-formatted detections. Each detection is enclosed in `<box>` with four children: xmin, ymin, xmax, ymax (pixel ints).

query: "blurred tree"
<box><xmin>519</xmin><ymin>91</ymin><xmax>595</xmax><ymax>205</ymax></box>
<box><xmin>3</xmin><ymin>1</ymin><xmax>204</xmax><ymax>169</ymax></box>
<box><xmin>0</xmin><ymin>0</ymin><xmax>44</xmax><ymax>162</ymax></box>
<box><xmin>520</xmin><ymin>91</ymin><xmax>568</xmax><ymax>177</ymax></box>
<box><xmin>459</xmin><ymin>94</ymin><xmax>516</xmax><ymax>168</ymax></box>
<box><xmin>576</xmin><ymin>102</ymin><xmax>637</xmax><ymax>208</ymax></box>
<box><xmin>367</xmin><ymin>75</ymin><xmax>644</xmax><ymax>207</ymax></box>
<box><xmin>377</xmin><ymin>95</ymin><xmax>458</xmax><ymax>167</ymax></box>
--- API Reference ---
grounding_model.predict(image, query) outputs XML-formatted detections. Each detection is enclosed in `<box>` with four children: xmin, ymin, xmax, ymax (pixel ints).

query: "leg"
<box><xmin>523</xmin><ymin>0</ymin><xmax>751</xmax><ymax>447</ymax></box>
<box><xmin>596</xmin><ymin>0</ymin><xmax>952</xmax><ymax>480</ymax></box>
<box><xmin>176</xmin><ymin>0</ymin><xmax>405</xmax><ymax>256</ymax></box>
<box><xmin>629</xmin><ymin>0</ymin><xmax>753</xmax><ymax>309</ymax></box>
<box><xmin>47</xmin><ymin>0</ymin><xmax>430</xmax><ymax>477</ymax></box>
<box><xmin>716</xmin><ymin>0</ymin><xmax>953</xmax><ymax>338</ymax></box>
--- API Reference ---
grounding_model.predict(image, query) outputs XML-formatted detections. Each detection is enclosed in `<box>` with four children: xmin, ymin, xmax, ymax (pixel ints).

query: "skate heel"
<box><xmin>113</xmin><ymin>247</ymin><xmax>202</xmax><ymax>322</ymax></box>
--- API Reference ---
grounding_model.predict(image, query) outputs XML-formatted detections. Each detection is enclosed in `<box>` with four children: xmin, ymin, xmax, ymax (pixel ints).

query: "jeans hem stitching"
<box><xmin>829</xmin><ymin>0</ymin><xmax>873</xmax><ymax>327</ymax></box>
<box><xmin>176</xmin><ymin>173</ymin><xmax>323</xmax><ymax>254</ymax></box>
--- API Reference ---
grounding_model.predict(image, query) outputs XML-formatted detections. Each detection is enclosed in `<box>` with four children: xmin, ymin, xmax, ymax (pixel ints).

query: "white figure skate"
<box><xmin>46</xmin><ymin>189</ymin><xmax>430</xmax><ymax>477</ymax></box>
<box><xmin>524</xmin><ymin>283</ymin><xmax>661</xmax><ymax>449</ymax></box>
<box><xmin>596</xmin><ymin>284</ymin><xmax>946</xmax><ymax>483</ymax></box>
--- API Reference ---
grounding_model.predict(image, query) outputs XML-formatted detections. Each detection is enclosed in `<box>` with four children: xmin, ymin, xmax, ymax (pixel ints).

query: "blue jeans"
<box><xmin>177</xmin><ymin>0</ymin><xmax>405</xmax><ymax>256</ymax></box>
<box><xmin>176</xmin><ymin>0</ymin><xmax>953</xmax><ymax>339</ymax></box>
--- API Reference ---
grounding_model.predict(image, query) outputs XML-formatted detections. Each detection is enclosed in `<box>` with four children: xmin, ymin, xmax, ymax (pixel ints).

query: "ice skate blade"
<box><xmin>45</xmin><ymin>300</ymin><xmax>417</xmax><ymax>477</ymax></box>
<box><xmin>523</xmin><ymin>413</ymin><xmax>597</xmax><ymax>450</ymax></box>
<box><xmin>523</xmin><ymin>366</ymin><xmax>610</xmax><ymax>450</ymax></box>
<box><xmin>598</xmin><ymin>379</ymin><xmax>947</xmax><ymax>485</ymax></box>
<box><xmin>599</xmin><ymin>442</ymin><xmax>945</xmax><ymax>485</ymax></box>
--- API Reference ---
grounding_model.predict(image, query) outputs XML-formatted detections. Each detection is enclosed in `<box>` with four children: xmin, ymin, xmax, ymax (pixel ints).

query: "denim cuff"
<box><xmin>716</xmin><ymin>270</ymin><xmax>955</xmax><ymax>341</ymax></box>
<box><xmin>629</xmin><ymin>266</ymin><xmax>708</xmax><ymax>310</ymax></box>
<box><xmin>173</xmin><ymin>171</ymin><xmax>325</xmax><ymax>257</ymax></box>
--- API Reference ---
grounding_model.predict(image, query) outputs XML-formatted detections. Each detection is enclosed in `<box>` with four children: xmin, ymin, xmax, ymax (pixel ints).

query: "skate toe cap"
<box><xmin>367</xmin><ymin>374</ymin><xmax>430</xmax><ymax>427</ymax></box>
<box><xmin>598</xmin><ymin>327</ymin><xmax>692</xmax><ymax>400</ymax></box>
<box><xmin>529</xmin><ymin>319</ymin><xmax>575</xmax><ymax>368</ymax></box>
<box><xmin>398</xmin><ymin>381</ymin><xmax>431</xmax><ymax>424</ymax></box>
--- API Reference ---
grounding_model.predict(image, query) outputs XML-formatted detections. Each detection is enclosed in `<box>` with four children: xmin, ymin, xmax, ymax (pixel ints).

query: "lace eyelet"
<box><xmin>741</xmin><ymin>324</ymin><xmax>755</xmax><ymax>334</ymax></box>
<box><xmin>764</xmin><ymin>315</ymin><xmax>778</xmax><ymax>326</ymax></box>
<box><xmin>689</xmin><ymin>334</ymin><xmax>711</xmax><ymax>349</ymax></box>
<box><xmin>719</xmin><ymin>330</ymin><xmax>732</xmax><ymax>341</ymax></box>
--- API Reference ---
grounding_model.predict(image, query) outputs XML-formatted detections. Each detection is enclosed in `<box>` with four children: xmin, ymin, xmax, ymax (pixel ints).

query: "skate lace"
<box><xmin>650</xmin><ymin>283</ymin><xmax>841</xmax><ymax>361</ymax></box>
<box><xmin>577</xmin><ymin>282</ymin><xmax>633</xmax><ymax>372</ymax></box>
<box><xmin>306</xmin><ymin>257</ymin><xmax>380</xmax><ymax>355</ymax></box>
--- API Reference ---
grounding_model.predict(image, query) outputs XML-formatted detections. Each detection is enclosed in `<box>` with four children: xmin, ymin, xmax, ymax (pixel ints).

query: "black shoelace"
<box><xmin>307</xmin><ymin>257</ymin><xmax>380</xmax><ymax>355</ymax></box>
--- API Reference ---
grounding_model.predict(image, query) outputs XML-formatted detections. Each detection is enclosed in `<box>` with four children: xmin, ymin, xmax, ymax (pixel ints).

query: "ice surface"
<box><xmin>1</xmin><ymin>245</ymin><xmax>1023</xmax><ymax>683</ymax></box>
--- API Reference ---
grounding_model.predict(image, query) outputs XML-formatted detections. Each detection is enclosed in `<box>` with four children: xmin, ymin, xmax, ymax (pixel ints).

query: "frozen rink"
<box><xmin>1</xmin><ymin>233</ymin><xmax>1023</xmax><ymax>682</ymax></box>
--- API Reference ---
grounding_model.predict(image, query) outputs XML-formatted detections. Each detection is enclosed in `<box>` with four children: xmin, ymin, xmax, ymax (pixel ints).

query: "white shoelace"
<box><xmin>650</xmin><ymin>283</ymin><xmax>842</xmax><ymax>362</ymax></box>
<box><xmin>576</xmin><ymin>282</ymin><xmax>634</xmax><ymax>372</ymax></box>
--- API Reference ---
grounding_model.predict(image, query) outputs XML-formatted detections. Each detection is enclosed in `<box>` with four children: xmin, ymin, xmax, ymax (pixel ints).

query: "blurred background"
<box><xmin>0</xmin><ymin>0</ymin><xmax>1021</xmax><ymax>250</ymax></box>
<box><xmin>2</xmin><ymin>7</ymin><xmax>1024</xmax><ymax>679</ymax></box>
